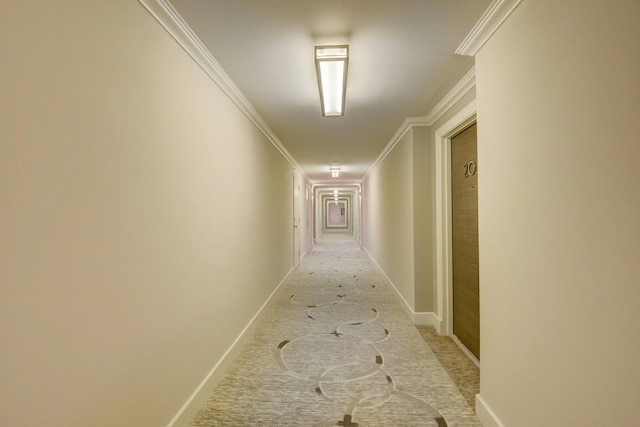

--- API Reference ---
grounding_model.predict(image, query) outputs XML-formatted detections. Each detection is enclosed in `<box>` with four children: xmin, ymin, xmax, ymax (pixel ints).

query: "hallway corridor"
<box><xmin>190</xmin><ymin>233</ymin><xmax>480</xmax><ymax>426</ymax></box>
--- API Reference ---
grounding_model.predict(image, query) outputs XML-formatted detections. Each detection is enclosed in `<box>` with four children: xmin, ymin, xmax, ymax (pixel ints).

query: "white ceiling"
<box><xmin>169</xmin><ymin>0</ymin><xmax>491</xmax><ymax>181</ymax></box>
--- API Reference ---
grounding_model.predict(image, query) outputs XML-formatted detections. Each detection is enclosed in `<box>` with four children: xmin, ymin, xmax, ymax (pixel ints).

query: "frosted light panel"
<box><xmin>319</xmin><ymin>61</ymin><xmax>344</xmax><ymax>116</ymax></box>
<box><xmin>315</xmin><ymin>45</ymin><xmax>348</xmax><ymax>117</ymax></box>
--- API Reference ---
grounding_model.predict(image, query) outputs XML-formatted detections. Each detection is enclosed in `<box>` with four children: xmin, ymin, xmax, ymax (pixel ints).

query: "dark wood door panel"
<box><xmin>451</xmin><ymin>123</ymin><xmax>480</xmax><ymax>359</ymax></box>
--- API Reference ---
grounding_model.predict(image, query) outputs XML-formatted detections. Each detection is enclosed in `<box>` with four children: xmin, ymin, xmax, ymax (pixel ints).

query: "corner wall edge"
<box><xmin>425</xmin><ymin>66</ymin><xmax>476</xmax><ymax>126</ymax></box>
<box><xmin>476</xmin><ymin>394</ymin><xmax>506</xmax><ymax>427</ymax></box>
<box><xmin>455</xmin><ymin>0</ymin><xmax>523</xmax><ymax>57</ymax></box>
<box><xmin>362</xmin><ymin>117</ymin><xmax>430</xmax><ymax>181</ymax></box>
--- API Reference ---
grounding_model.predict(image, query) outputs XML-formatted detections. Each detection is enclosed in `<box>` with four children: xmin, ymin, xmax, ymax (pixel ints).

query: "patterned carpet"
<box><xmin>415</xmin><ymin>326</ymin><xmax>480</xmax><ymax>410</ymax></box>
<box><xmin>190</xmin><ymin>232</ymin><xmax>480</xmax><ymax>426</ymax></box>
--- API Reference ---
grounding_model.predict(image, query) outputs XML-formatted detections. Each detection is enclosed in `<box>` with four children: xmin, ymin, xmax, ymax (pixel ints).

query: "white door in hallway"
<box><xmin>451</xmin><ymin>123</ymin><xmax>480</xmax><ymax>360</ymax></box>
<box><xmin>327</xmin><ymin>200</ymin><xmax>347</xmax><ymax>228</ymax></box>
<box><xmin>293</xmin><ymin>173</ymin><xmax>301</xmax><ymax>267</ymax></box>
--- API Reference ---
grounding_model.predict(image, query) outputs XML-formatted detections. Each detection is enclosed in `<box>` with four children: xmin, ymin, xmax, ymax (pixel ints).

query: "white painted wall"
<box><xmin>0</xmin><ymin>2</ymin><xmax>294</xmax><ymax>426</ymax></box>
<box><xmin>474</xmin><ymin>0</ymin><xmax>640</xmax><ymax>425</ymax></box>
<box><xmin>364</xmin><ymin>130</ymin><xmax>416</xmax><ymax>310</ymax></box>
<box><xmin>363</xmin><ymin>91</ymin><xmax>477</xmax><ymax>324</ymax></box>
<box><xmin>411</xmin><ymin>126</ymin><xmax>433</xmax><ymax>313</ymax></box>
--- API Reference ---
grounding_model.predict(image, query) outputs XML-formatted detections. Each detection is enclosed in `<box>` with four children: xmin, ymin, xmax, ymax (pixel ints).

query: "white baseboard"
<box><xmin>166</xmin><ymin>266</ymin><xmax>296</xmax><ymax>427</ymax></box>
<box><xmin>363</xmin><ymin>248</ymin><xmax>441</xmax><ymax>329</ymax></box>
<box><xmin>476</xmin><ymin>394</ymin><xmax>505</xmax><ymax>427</ymax></box>
<box><xmin>413</xmin><ymin>311</ymin><xmax>442</xmax><ymax>330</ymax></box>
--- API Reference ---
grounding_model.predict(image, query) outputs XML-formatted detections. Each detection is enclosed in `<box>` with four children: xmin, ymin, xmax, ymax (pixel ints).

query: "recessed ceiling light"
<box><xmin>315</xmin><ymin>45</ymin><xmax>349</xmax><ymax>117</ymax></box>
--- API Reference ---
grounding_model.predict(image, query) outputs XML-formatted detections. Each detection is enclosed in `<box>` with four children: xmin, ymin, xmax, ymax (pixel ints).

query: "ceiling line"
<box><xmin>455</xmin><ymin>0</ymin><xmax>524</xmax><ymax>56</ymax></box>
<box><xmin>137</xmin><ymin>0</ymin><xmax>307</xmax><ymax>180</ymax></box>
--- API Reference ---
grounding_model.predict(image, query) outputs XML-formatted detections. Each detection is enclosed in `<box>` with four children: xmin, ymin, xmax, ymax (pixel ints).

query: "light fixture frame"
<box><xmin>315</xmin><ymin>45</ymin><xmax>349</xmax><ymax>117</ymax></box>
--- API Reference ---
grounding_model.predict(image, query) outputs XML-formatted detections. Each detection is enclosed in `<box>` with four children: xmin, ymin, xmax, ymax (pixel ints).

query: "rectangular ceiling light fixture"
<box><xmin>315</xmin><ymin>45</ymin><xmax>349</xmax><ymax>117</ymax></box>
<box><xmin>330</xmin><ymin>167</ymin><xmax>340</xmax><ymax>178</ymax></box>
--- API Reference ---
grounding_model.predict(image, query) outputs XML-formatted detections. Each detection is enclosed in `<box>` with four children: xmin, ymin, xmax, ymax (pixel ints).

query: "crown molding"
<box><xmin>425</xmin><ymin>66</ymin><xmax>475</xmax><ymax>126</ymax></box>
<box><xmin>455</xmin><ymin>0</ymin><xmax>523</xmax><ymax>57</ymax></box>
<box><xmin>312</xmin><ymin>180</ymin><xmax>362</xmax><ymax>186</ymax></box>
<box><xmin>137</xmin><ymin>0</ymin><xmax>305</xmax><ymax>178</ymax></box>
<box><xmin>362</xmin><ymin>117</ymin><xmax>430</xmax><ymax>181</ymax></box>
<box><xmin>363</xmin><ymin>65</ymin><xmax>477</xmax><ymax>182</ymax></box>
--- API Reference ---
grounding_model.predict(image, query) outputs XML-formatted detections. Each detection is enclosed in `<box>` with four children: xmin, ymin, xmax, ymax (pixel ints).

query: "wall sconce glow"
<box><xmin>315</xmin><ymin>45</ymin><xmax>349</xmax><ymax>117</ymax></box>
<box><xmin>330</xmin><ymin>167</ymin><xmax>340</xmax><ymax>178</ymax></box>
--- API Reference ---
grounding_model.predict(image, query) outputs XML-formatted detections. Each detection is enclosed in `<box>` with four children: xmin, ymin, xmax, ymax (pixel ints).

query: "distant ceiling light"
<box><xmin>330</xmin><ymin>167</ymin><xmax>340</xmax><ymax>178</ymax></box>
<box><xmin>333</xmin><ymin>188</ymin><xmax>339</xmax><ymax>194</ymax></box>
<box><xmin>315</xmin><ymin>45</ymin><xmax>349</xmax><ymax>117</ymax></box>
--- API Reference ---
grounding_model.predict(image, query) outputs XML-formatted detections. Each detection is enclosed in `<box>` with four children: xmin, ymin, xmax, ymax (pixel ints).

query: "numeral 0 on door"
<box><xmin>464</xmin><ymin>161</ymin><xmax>477</xmax><ymax>177</ymax></box>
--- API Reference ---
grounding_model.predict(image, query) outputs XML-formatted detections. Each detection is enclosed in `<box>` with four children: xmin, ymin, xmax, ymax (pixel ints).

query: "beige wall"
<box><xmin>475</xmin><ymin>0</ymin><xmax>640</xmax><ymax>425</ymax></box>
<box><xmin>363</xmin><ymin>88</ymin><xmax>477</xmax><ymax>321</ymax></box>
<box><xmin>0</xmin><ymin>2</ymin><xmax>294</xmax><ymax>426</ymax></box>
<box><xmin>411</xmin><ymin>126</ymin><xmax>433</xmax><ymax>312</ymax></box>
<box><xmin>364</xmin><ymin>129</ymin><xmax>418</xmax><ymax>311</ymax></box>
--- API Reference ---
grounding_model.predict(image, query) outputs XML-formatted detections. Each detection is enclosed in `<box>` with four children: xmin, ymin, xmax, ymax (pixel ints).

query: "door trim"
<box><xmin>293</xmin><ymin>172</ymin><xmax>301</xmax><ymax>267</ymax></box>
<box><xmin>434</xmin><ymin>99</ymin><xmax>477</xmax><ymax>336</ymax></box>
<box><xmin>325</xmin><ymin>199</ymin><xmax>349</xmax><ymax>228</ymax></box>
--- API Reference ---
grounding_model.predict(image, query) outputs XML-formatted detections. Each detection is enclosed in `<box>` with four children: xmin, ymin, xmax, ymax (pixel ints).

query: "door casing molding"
<box><xmin>434</xmin><ymin>100</ymin><xmax>477</xmax><ymax>336</ymax></box>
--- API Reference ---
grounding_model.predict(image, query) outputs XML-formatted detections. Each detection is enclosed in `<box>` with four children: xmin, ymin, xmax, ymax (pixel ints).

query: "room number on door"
<box><xmin>464</xmin><ymin>160</ymin><xmax>477</xmax><ymax>177</ymax></box>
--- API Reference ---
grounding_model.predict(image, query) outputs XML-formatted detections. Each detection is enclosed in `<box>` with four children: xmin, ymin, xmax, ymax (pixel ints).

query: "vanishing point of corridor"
<box><xmin>190</xmin><ymin>232</ymin><xmax>479</xmax><ymax>426</ymax></box>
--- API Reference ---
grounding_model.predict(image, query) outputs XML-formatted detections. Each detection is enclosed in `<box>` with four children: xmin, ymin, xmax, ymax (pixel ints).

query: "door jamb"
<box><xmin>434</xmin><ymin>100</ymin><xmax>477</xmax><ymax>336</ymax></box>
<box><xmin>293</xmin><ymin>171</ymin><xmax>300</xmax><ymax>267</ymax></box>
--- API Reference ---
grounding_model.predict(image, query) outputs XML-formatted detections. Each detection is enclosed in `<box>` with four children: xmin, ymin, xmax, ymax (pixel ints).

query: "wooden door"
<box><xmin>451</xmin><ymin>123</ymin><xmax>480</xmax><ymax>359</ymax></box>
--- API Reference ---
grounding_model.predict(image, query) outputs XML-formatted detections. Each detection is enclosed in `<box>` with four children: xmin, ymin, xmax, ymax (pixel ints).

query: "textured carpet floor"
<box><xmin>190</xmin><ymin>232</ymin><xmax>480</xmax><ymax>426</ymax></box>
<box><xmin>415</xmin><ymin>326</ymin><xmax>480</xmax><ymax>410</ymax></box>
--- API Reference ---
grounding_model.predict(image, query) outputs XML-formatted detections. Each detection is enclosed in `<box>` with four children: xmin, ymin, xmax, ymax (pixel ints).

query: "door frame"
<box><xmin>293</xmin><ymin>172</ymin><xmax>301</xmax><ymax>267</ymax></box>
<box><xmin>325</xmin><ymin>199</ymin><xmax>348</xmax><ymax>228</ymax></box>
<box><xmin>434</xmin><ymin>99</ymin><xmax>477</xmax><ymax>337</ymax></box>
